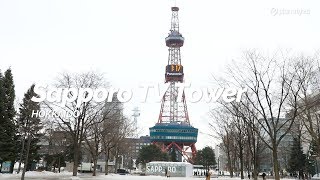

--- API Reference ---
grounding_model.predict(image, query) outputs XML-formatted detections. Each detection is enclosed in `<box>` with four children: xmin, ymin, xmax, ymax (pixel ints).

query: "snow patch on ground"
<box><xmin>0</xmin><ymin>171</ymin><xmax>73</xmax><ymax>179</ymax></box>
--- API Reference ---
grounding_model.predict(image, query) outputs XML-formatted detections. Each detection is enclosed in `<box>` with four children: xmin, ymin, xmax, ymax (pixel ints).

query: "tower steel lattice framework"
<box><xmin>149</xmin><ymin>6</ymin><xmax>198</xmax><ymax>163</ymax></box>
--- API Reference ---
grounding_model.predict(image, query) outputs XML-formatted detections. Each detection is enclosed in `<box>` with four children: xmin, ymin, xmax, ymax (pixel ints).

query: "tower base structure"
<box><xmin>150</xmin><ymin>123</ymin><xmax>198</xmax><ymax>163</ymax></box>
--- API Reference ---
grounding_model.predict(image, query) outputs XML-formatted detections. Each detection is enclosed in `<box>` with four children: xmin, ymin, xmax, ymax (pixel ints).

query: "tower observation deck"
<box><xmin>149</xmin><ymin>6</ymin><xmax>198</xmax><ymax>163</ymax></box>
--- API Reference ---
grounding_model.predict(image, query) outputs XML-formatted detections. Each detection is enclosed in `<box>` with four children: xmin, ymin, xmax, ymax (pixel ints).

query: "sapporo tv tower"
<box><xmin>149</xmin><ymin>6</ymin><xmax>198</xmax><ymax>163</ymax></box>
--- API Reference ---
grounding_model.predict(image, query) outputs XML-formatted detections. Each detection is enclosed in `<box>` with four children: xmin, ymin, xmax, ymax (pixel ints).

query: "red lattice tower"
<box><xmin>149</xmin><ymin>6</ymin><xmax>198</xmax><ymax>163</ymax></box>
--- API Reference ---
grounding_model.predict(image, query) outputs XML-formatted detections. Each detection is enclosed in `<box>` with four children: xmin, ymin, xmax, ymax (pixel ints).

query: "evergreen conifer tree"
<box><xmin>19</xmin><ymin>84</ymin><xmax>42</xmax><ymax>177</ymax></box>
<box><xmin>288</xmin><ymin>136</ymin><xmax>306</xmax><ymax>177</ymax></box>
<box><xmin>0</xmin><ymin>69</ymin><xmax>17</xmax><ymax>173</ymax></box>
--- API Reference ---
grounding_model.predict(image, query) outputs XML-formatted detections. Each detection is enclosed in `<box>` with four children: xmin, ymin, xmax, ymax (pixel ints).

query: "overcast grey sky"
<box><xmin>0</xmin><ymin>0</ymin><xmax>319</xmax><ymax>149</ymax></box>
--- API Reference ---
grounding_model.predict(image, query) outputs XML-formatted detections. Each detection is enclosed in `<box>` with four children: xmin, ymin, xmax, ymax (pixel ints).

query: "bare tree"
<box><xmin>210</xmin><ymin>51</ymin><xmax>320</xmax><ymax>180</ymax></box>
<box><xmin>211</xmin><ymin>98</ymin><xmax>267</xmax><ymax>180</ymax></box>
<box><xmin>83</xmin><ymin>112</ymin><xmax>104</xmax><ymax>176</ymax></box>
<box><xmin>209</xmin><ymin>107</ymin><xmax>237</xmax><ymax>177</ymax></box>
<box><xmin>44</xmin><ymin>71</ymin><xmax>107</xmax><ymax>176</ymax></box>
<box><xmin>221</xmin><ymin>50</ymin><xmax>304</xmax><ymax>180</ymax></box>
<box><xmin>292</xmin><ymin>56</ymin><xmax>320</xmax><ymax>156</ymax></box>
<box><xmin>83</xmin><ymin>95</ymin><xmax>135</xmax><ymax>176</ymax></box>
<box><xmin>243</xmin><ymin>105</ymin><xmax>266</xmax><ymax>180</ymax></box>
<box><xmin>101</xmin><ymin>95</ymin><xmax>136</xmax><ymax>175</ymax></box>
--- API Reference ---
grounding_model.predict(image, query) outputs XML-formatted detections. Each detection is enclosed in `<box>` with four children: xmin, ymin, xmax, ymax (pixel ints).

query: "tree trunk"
<box><xmin>237</xmin><ymin>131</ymin><xmax>244</xmax><ymax>179</ymax></box>
<box><xmin>105</xmin><ymin>150</ymin><xmax>110</xmax><ymax>175</ymax></box>
<box><xmin>58</xmin><ymin>156</ymin><xmax>61</xmax><ymax>173</ymax></box>
<box><xmin>21</xmin><ymin>135</ymin><xmax>31</xmax><ymax>180</ymax></box>
<box><xmin>17</xmin><ymin>129</ymin><xmax>27</xmax><ymax>174</ymax></box>
<box><xmin>72</xmin><ymin>142</ymin><xmax>79</xmax><ymax>176</ymax></box>
<box><xmin>92</xmin><ymin>158</ymin><xmax>97</xmax><ymax>176</ymax></box>
<box><xmin>253</xmin><ymin>138</ymin><xmax>258</xmax><ymax>180</ymax></box>
<box><xmin>225</xmin><ymin>134</ymin><xmax>233</xmax><ymax>178</ymax></box>
<box><xmin>227</xmin><ymin>151</ymin><xmax>233</xmax><ymax>177</ymax></box>
<box><xmin>114</xmin><ymin>148</ymin><xmax>120</xmax><ymax>173</ymax></box>
<box><xmin>9</xmin><ymin>161</ymin><xmax>15</xmax><ymax>174</ymax></box>
<box><xmin>114</xmin><ymin>156</ymin><xmax>118</xmax><ymax>173</ymax></box>
<box><xmin>253</xmin><ymin>153</ymin><xmax>258</xmax><ymax>180</ymax></box>
<box><xmin>104</xmin><ymin>158</ymin><xmax>109</xmax><ymax>175</ymax></box>
<box><xmin>272</xmin><ymin>147</ymin><xmax>280</xmax><ymax>180</ymax></box>
<box><xmin>239</xmin><ymin>144</ymin><xmax>244</xmax><ymax>179</ymax></box>
<box><xmin>233</xmin><ymin>156</ymin><xmax>237</xmax><ymax>176</ymax></box>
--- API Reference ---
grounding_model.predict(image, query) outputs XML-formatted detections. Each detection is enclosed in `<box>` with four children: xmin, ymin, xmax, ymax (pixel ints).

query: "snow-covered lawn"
<box><xmin>0</xmin><ymin>171</ymin><xmax>304</xmax><ymax>180</ymax></box>
<box><xmin>78</xmin><ymin>174</ymin><xmax>296</xmax><ymax>180</ymax></box>
<box><xmin>0</xmin><ymin>171</ymin><xmax>72</xmax><ymax>179</ymax></box>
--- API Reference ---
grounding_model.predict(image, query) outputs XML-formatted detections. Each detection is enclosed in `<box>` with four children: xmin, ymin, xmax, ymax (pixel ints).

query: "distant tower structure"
<box><xmin>149</xmin><ymin>6</ymin><xmax>198</xmax><ymax>163</ymax></box>
<box><xmin>132</xmin><ymin>107</ymin><xmax>140</xmax><ymax>129</ymax></box>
